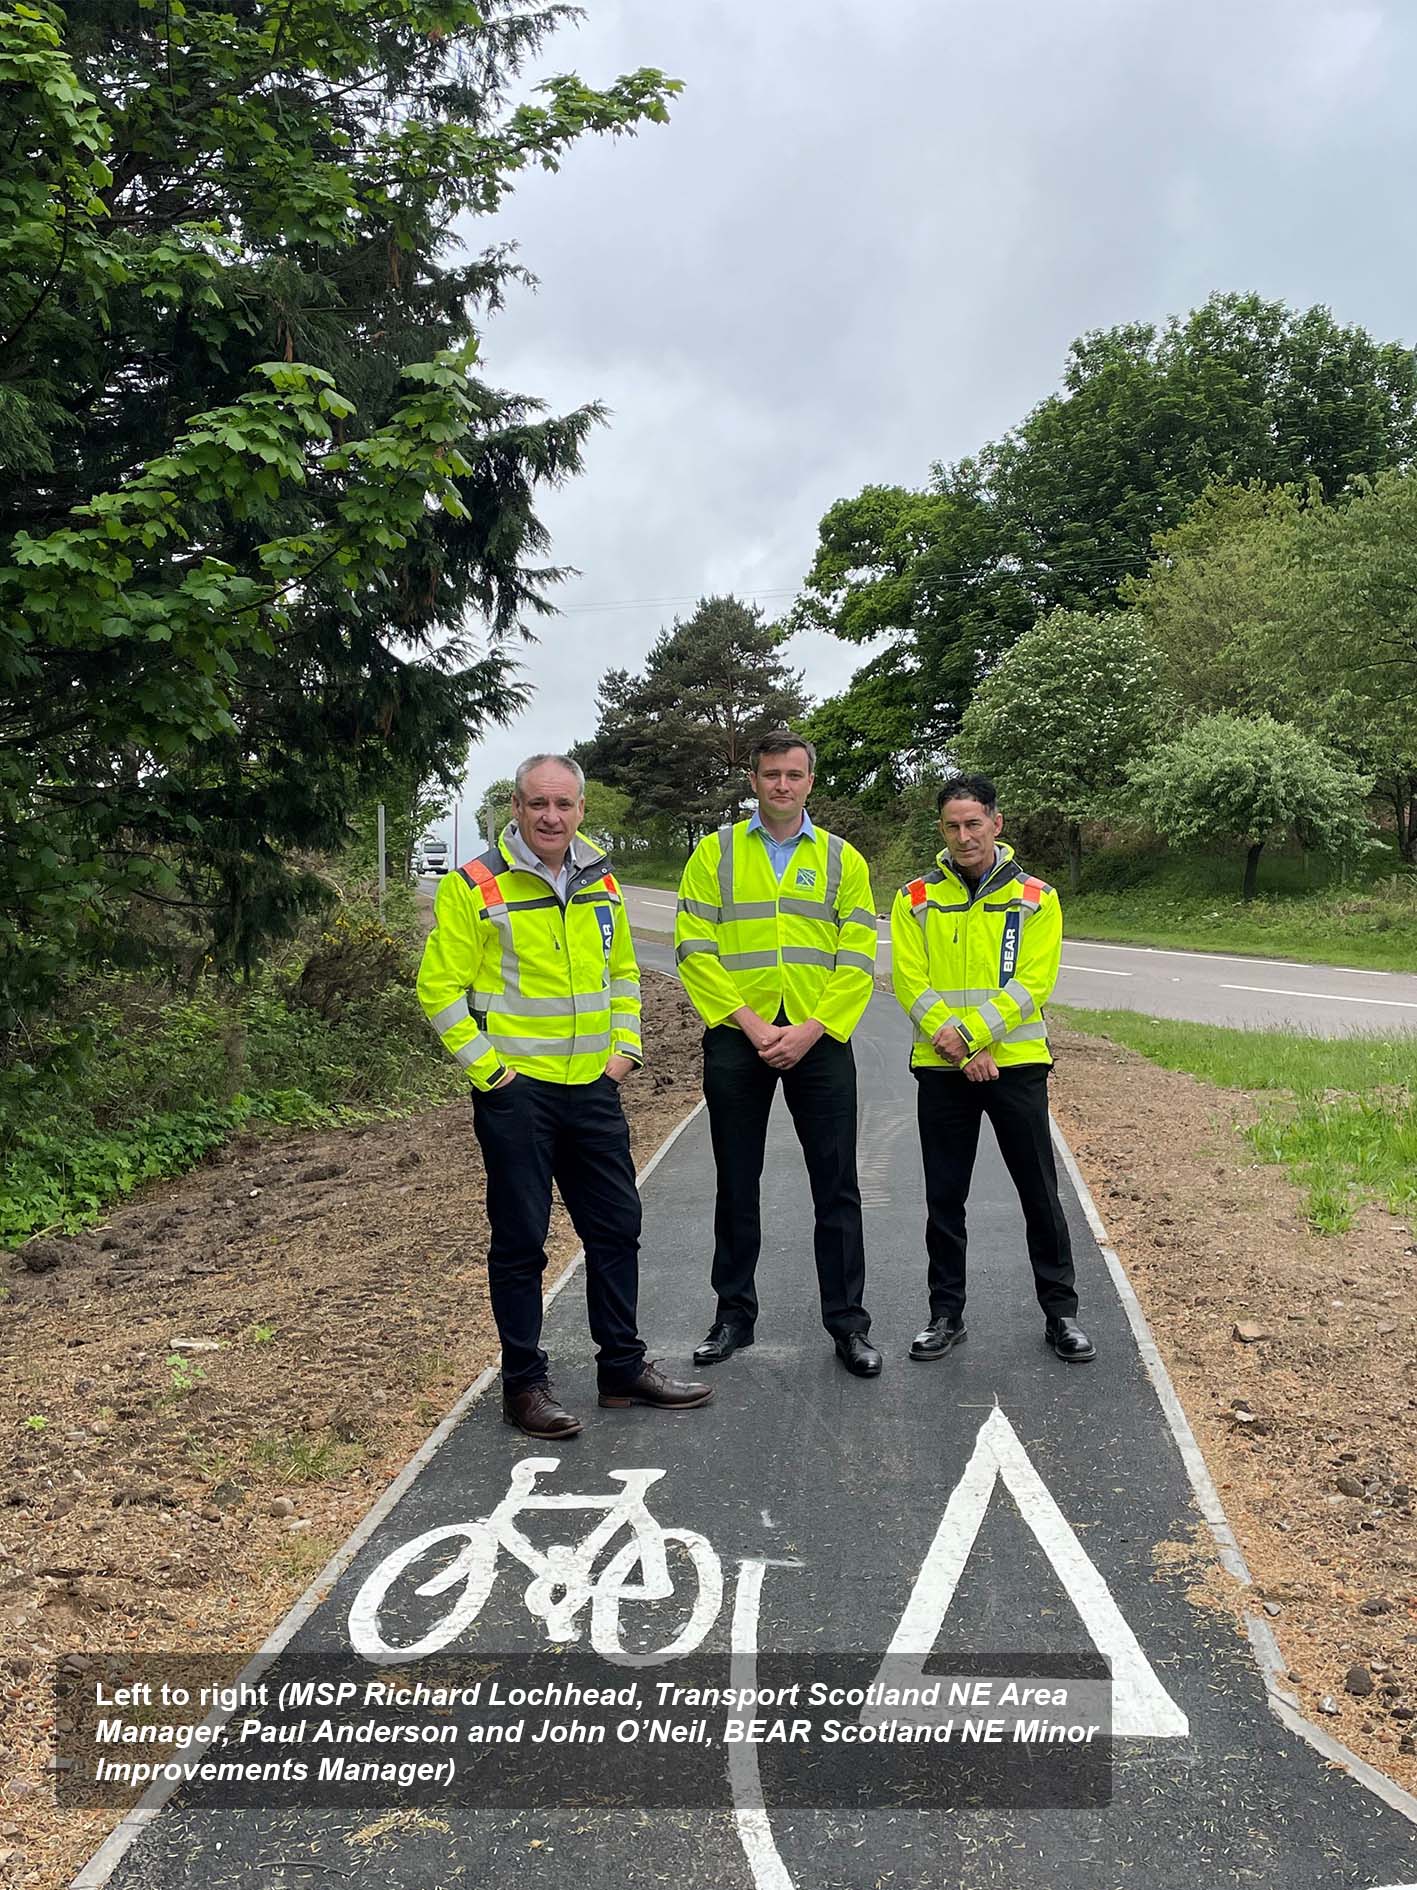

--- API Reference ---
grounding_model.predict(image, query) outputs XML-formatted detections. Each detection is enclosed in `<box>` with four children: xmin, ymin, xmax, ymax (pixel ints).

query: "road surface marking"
<box><xmin>1059</xmin><ymin>963</ymin><xmax>1132</xmax><ymax>977</ymax></box>
<box><xmin>1219</xmin><ymin>983</ymin><xmax>1417</xmax><ymax>1010</ymax></box>
<box><xmin>349</xmin><ymin>1458</ymin><xmax>722</xmax><ymax>1665</ymax></box>
<box><xmin>869</xmin><ymin>1407</ymin><xmax>1188</xmax><ymax>1739</ymax></box>
<box><xmin>730</xmin><ymin>1559</ymin><xmax>802</xmax><ymax>1890</ymax></box>
<box><xmin>631</xmin><ymin>897</ymin><xmax>677</xmax><ymax>910</ymax></box>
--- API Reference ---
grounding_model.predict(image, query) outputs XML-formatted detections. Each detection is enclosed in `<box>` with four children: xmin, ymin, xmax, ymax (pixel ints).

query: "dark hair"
<box><xmin>749</xmin><ymin>729</ymin><xmax>816</xmax><ymax>772</ymax></box>
<box><xmin>936</xmin><ymin>772</ymin><xmax>997</xmax><ymax>814</ymax></box>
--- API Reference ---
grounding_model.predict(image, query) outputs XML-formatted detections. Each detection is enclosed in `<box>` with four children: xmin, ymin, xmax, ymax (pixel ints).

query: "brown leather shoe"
<box><xmin>598</xmin><ymin>1361</ymin><xmax>714</xmax><ymax>1410</ymax></box>
<box><xmin>502</xmin><ymin>1380</ymin><xmax>583</xmax><ymax>1438</ymax></box>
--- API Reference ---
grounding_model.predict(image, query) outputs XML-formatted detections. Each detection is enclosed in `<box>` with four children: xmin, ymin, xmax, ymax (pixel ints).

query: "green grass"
<box><xmin>1064</xmin><ymin>879</ymin><xmax>1417</xmax><ymax>973</ymax></box>
<box><xmin>1056</xmin><ymin>1005</ymin><xmax>1417</xmax><ymax>1235</ymax></box>
<box><xmin>0</xmin><ymin>936</ymin><xmax>462</xmax><ymax>1247</ymax></box>
<box><xmin>612</xmin><ymin>856</ymin><xmax>685</xmax><ymax>893</ymax></box>
<box><xmin>1056</xmin><ymin>841</ymin><xmax>1417</xmax><ymax>972</ymax></box>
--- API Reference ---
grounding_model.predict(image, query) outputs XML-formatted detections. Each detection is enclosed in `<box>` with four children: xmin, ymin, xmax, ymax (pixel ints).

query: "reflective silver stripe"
<box><xmin>1003</xmin><ymin>978</ymin><xmax>1036</xmax><ymax>1021</ymax></box>
<box><xmin>977</xmin><ymin>1001</ymin><xmax>1008</xmax><ymax>1037</ymax></box>
<box><xmin>678</xmin><ymin>896</ymin><xmax>721</xmax><ymax>922</ymax></box>
<box><xmin>780</xmin><ymin>946</ymin><xmax>835</xmax><ymax>969</ymax></box>
<box><xmin>778</xmin><ymin>896</ymin><xmax>835</xmax><ymax>923</ymax></box>
<box><xmin>430</xmin><ymin>997</ymin><xmax>470</xmax><ymax>1032</ymax></box>
<box><xmin>609</xmin><ymin>978</ymin><xmax>639</xmax><ymax>998</ymax></box>
<box><xmin>834</xmin><ymin>950</ymin><xmax>875</xmax><ymax>974</ymax></box>
<box><xmin>909</xmin><ymin>990</ymin><xmax>945</xmax><ymax>1026</ymax></box>
<box><xmin>453</xmin><ymin>1031</ymin><xmax>496</xmax><ymax>1069</ymax></box>
<box><xmin>720</xmin><ymin>899</ymin><xmax>779</xmax><ymax>920</ymax></box>
<box><xmin>469</xmin><ymin>990</ymin><xmax>565</xmax><ymax>1018</ymax></box>
<box><xmin>721</xmin><ymin>950</ymin><xmax>781</xmax><ymax>970</ymax></box>
<box><xmin>999</xmin><ymin>1019</ymin><xmax>1049</xmax><ymax>1043</ymax></box>
<box><xmin>470</xmin><ymin>990</ymin><xmax>612</xmax><ymax>1020</ymax></box>
<box><xmin>824</xmin><ymin>832</ymin><xmax>844</xmax><ymax>910</ymax></box>
<box><xmin>486</xmin><ymin>1029</ymin><xmax>614</xmax><ymax>1056</ymax></box>
<box><xmin>842</xmin><ymin>906</ymin><xmax>876</xmax><ymax>928</ymax></box>
<box><xmin>676</xmin><ymin>939</ymin><xmax>719</xmax><ymax>962</ymax></box>
<box><xmin>717</xmin><ymin>823</ymin><xmax>735</xmax><ymax>911</ymax></box>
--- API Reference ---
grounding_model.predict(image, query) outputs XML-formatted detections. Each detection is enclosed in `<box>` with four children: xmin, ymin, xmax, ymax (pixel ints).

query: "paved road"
<box><xmin>79</xmin><ymin>992</ymin><xmax>1417</xmax><ymax>1890</ymax></box>
<box><xmin>620</xmin><ymin>882</ymin><xmax>1417</xmax><ymax>1036</ymax></box>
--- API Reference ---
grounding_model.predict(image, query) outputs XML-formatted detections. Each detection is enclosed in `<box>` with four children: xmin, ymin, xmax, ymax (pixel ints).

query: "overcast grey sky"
<box><xmin>432</xmin><ymin>0</ymin><xmax>1417</xmax><ymax>850</ymax></box>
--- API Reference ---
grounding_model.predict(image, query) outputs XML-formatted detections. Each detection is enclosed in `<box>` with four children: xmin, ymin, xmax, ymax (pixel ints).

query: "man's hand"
<box><xmin>734</xmin><ymin>1006</ymin><xmax>784</xmax><ymax>1055</ymax></box>
<box><xmin>760</xmin><ymin>1019</ymin><xmax>825</xmax><ymax>1070</ymax></box>
<box><xmin>932</xmin><ymin>1023</ymin><xmax>970</xmax><ymax>1066</ymax></box>
<box><xmin>963</xmin><ymin>1050</ymin><xmax>1001</xmax><ymax>1083</ymax></box>
<box><xmin>605</xmin><ymin>1054</ymin><xmax>636</xmax><ymax>1084</ymax></box>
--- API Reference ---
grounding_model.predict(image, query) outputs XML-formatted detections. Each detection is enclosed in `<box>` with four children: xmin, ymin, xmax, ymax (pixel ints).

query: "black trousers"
<box><xmin>915</xmin><ymin>1064</ymin><xmax>1078</xmax><ymax>1322</ymax></box>
<box><xmin>702</xmin><ymin>1024</ymin><xmax>870</xmax><ymax>1339</ymax></box>
<box><xmin>470</xmin><ymin>1073</ymin><xmax>646</xmax><ymax>1395</ymax></box>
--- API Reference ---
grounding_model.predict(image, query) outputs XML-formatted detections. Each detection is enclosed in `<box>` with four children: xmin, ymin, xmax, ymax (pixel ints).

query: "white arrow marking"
<box><xmin>872</xmin><ymin>1406</ymin><xmax>1188</xmax><ymax>1738</ymax></box>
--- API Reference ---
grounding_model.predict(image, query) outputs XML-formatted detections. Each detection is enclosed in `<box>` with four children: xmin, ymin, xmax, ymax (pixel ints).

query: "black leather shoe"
<box><xmin>599</xmin><ymin>1361</ymin><xmax>714</xmax><ymax>1410</ymax></box>
<box><xmin>502</xmin><ymin>1381</ymin><xmax>583</xmax><ymax>1438</ymax></box>
<box><xmin>1045</xmin><ymin>1316</ymin><xmax>1096</xmax><ymax>1362</ymax></box>
<box><xmin>834</xmin><ymin>1333</ymin><xmax>883</xmax><ymax>1377</ymax></box>
<box><xmin>909</xmin><ymin>1314</ymin><xmax>967</xmax><ymax>1361</ymax></box>
<box><xmin>693</xmin><ymin>1321</ymin><xmax>754</xmax><ymax>1366</ymax></box>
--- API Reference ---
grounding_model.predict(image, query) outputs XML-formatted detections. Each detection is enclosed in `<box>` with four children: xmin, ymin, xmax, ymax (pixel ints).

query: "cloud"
<box><xmin>431</xmin><ymin>0</ymin><xmax>1417</xmax><ymax>848</ymax></box>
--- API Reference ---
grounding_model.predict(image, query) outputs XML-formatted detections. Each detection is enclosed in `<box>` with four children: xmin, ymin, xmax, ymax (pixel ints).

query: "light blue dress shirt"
<box><xmin>748</xmin><ymin>807</ymin><xmax>816</xmax><ymax>881</ymax></box>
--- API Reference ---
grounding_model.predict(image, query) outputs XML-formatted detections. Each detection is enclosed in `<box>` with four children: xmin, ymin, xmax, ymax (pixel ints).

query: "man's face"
<box><xmin>513</xmin><ymin>763</ymin><xmax>584</xmax><ymax>867</ymax></box>
<box><xmin>939</xmin><ymin>795</ymin><xmax>1003</xmax><ymax>876</ymax></box>
<box><xmin>749</xmin><ymin>747</ymin><xmax>814</xmax><ymax>827</ymax></box>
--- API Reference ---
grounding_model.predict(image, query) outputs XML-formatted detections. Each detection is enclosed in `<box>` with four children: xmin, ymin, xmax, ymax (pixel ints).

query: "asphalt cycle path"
<box><xmin>618</xmin><ymin>881</ymin><xmax>1417</xmax><ymax>1037</ymax></box>
<box><xmin>75</xmin><ymin>996</ymin><xmax>1417</xmax><ymax>1890</ymax></box>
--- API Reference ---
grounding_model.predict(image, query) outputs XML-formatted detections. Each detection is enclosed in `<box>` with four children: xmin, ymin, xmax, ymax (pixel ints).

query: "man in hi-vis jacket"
<box><xmin>674</xmin><ymin>730</ymin><xmax>882</xmax><ymax>1378</ymax></box>
<box><xmin>418</xmin><ymin>753</ymin><xmax>712</xmax><ymax>1439</ymax></box>
<box><xmin>890</xmin><ymin>772</ymin><xmax>1094</xmax><ymax>1364</ymax></box>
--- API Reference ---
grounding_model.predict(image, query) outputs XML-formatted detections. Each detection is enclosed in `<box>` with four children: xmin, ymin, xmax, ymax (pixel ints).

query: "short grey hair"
<box><xmin>514</xmin><ymin>753</ymin><xmax>585</xmax><ymax>796</ymax></box>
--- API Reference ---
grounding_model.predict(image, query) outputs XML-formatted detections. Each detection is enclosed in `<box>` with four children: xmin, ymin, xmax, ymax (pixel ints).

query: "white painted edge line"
<box><xmin>1059</xmin><ymin>963</ymin><xmax>1133</xmax><ymax>977</ymax></box>
<box><xmin>1070</xmin><ymin>937</ymin><xmax>1404</xmax><ymax>979</ymax></box>
<box><xmin>1051</xmin><ymin>1116</ymin><xmax>1417</xmax><ymax>1829</ymax></box>
<box><xmin>1219</xmin><ymin>982</ymin><xmax>1417</xmax><ymax>1011</ymax></box>
<box><xmin>71</xmin><ymin>1086</ymin><xmax>710</xmax><ymax>1889</ymax></box>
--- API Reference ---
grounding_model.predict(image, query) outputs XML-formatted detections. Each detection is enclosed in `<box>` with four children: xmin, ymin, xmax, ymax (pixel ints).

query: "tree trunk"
<box><xmin>1242</xmin><ymin>840</ymin><xmax>1264</xmax><ymax>901</ymax></box>
<box><xmin>1400</xmin><ymin>780</ymin><xmax>1417</xmax><ymax>863</ymax></box>
<box><xmin>1068</xmin><ymin>822</ymin><xmax>1082</xmax><ymax>895</ymax></box>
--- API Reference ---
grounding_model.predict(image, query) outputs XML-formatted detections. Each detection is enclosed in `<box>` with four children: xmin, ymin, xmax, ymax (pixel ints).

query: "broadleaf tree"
<box><xmin>1127</xmin><ymin>713</ymin><xmax>1373</xmax><ymax>900</ymax></box>
<box><xmin>800</xmin><ymin>293</ymin><xmax>1417</xmax><ymax>798</ymax></box>
<box><xmin>955</xmin><ymin>610</ymin><xmax>1170</xmax><ymax>890</ymax></box>
<box><xmin>0</xmin><ymin>0</ymin><xmax>679</xmax><ymax>1034</ymax></box>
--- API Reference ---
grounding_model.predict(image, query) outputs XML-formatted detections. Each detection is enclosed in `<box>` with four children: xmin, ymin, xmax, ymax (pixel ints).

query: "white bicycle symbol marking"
<box><xmin>349</xmin><ymin>1456</ymin><xmax>723</xmax><ymax>1667</ymax></box>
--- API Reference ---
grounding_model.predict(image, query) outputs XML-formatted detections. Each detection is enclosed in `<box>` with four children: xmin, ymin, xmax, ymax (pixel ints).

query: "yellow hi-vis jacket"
<box><xmin>890</xmin><ymin>842</ymin><xmax>1060</xmax><ymax>1070</ymax></box>
<box><xmin>416</xmin><ymin>829</ymin><xmax>643</xmax><ymax>1091</ymax></box>
<box><xmin>675</xmin><ymin>819</ymin><xmax>877</xmax><ymax>1040</ymax></box>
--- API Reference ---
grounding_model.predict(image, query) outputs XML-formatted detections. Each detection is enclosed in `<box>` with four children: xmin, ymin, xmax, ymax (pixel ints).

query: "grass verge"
<box><xmin>1055</xmin><ymin>1005</ymin><xmax>1417</xmax><ymax>1234</ymax></box>
<box><xmin>1064</xmin><ymin>877</ymin><xmax>1417</xmax><ymax>973</ymax></box>
<box><xmin>0</xmin><ymin>908</ymin><xmax>462</xmax><ymax>1247</ymax></box>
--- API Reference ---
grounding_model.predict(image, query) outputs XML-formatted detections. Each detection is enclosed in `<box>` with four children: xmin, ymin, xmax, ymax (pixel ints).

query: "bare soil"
<box><xmin>1049</xmin><ymin>1023</ymin><xmax>1417</xmax><ymax>1790</ymax></box>
<box><xmin>0</xmin><ymin>973</ymin><xmax>703</xmax><ymax>1890</ymax></box>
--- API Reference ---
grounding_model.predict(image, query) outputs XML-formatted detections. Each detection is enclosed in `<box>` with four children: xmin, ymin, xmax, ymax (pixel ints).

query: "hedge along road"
<box><xmin>619</xmin><ymin>883</ymin><xmax>1417</xmax><ymax>1037</ymax></box>
<box><xmin>74</xmin><ymin>995</ymin><xmax>1417</xmax><ymax>1890</ymax></box>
